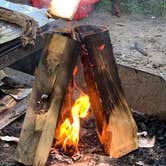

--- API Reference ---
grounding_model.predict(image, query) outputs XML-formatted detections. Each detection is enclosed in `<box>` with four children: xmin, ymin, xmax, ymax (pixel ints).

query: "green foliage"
<box><xmin>95</xmin><ymin>0</ymin><xmax>166</xmax><ymax>17</ymax></box>
<box><xmin>161</xmin><ymin>0</ymin><xmax>166</xmax><ymax>17</ymax></box>
<box><xmin>121</xmin><ymin>0</ymin><xmax>166</xmax><ymax>17</ymax></box>
<box><xmin>95</xmin><ymin>0</ymin><xmax>112</xmax><ymax>12</ymax></box>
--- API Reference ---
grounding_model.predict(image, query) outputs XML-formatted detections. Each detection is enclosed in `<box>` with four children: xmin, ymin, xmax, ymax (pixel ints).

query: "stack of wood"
<box><xmin>0</xmin><ymin>68</ymin><xmax>34</xmax><ymax>130</ymax></box>
<box><xmin>0</xmin><ymin>7</ymin><xmax>38</xmax><ymax>46</ymax></box>
<box><xmin>16</xmin><ymin>25</ymin><xmax>138</xmax><ymax>166</ymax></box>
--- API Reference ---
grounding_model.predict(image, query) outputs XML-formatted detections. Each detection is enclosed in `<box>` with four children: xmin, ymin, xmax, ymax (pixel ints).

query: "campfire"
<box><xmin>55</xmin><ymin>76</ymin><xmax>90</xmax><ymax>156</ymax></box>
<box><xmin>15</xmin><ymin>25</ymin><xmax>138</xmax><ymax>166</ymax></box>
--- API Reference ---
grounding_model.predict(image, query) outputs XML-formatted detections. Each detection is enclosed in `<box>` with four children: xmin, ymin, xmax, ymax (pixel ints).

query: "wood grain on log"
<box><xmin>0</xmin><ymin>7</ymin><xmax>38</xmax><ymax>46</ymax></box>
<box><xmin>15</xmin><ymin>33</ymin><xmax>80</xmax><ymax>166</ymax></box>
<box><xmin>0</xmin><ymin>97</ymin><xmax>28</xmax><ymax>130</ymax></box>
<box><xmin>0</xmin><ymin>67</ymin><xmax>34</xmax><ymax>129</ymax></box>
<box><xmin>75</xmin><ymin>25</ymin><xmax>138</xmax><ymax>158</ymax></box>
<box><xmin>0</xmin><ymin>95</ymin><xmax>16</xmax><ymax>114</ymax></box>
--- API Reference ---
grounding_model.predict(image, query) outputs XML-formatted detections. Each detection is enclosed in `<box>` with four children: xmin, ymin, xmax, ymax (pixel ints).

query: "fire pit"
<box><xmin>15</xmin><ymin>25</ymin><xmax>138</xmax><ymax>166</ymax></box>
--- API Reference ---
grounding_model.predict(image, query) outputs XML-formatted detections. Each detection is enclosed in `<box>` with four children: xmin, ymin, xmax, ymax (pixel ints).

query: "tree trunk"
<box><xmin>15</xmin><ymin>33</ymin><xmax>80</xmax><ymax>166</ymax></box>
<box><xmin>75</xmin><ymin>25</ymin><xmax>138</xmax><ymax>158</ymax></box>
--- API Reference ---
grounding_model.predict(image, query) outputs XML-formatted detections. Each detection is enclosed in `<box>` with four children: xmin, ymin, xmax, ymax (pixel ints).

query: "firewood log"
<box><xmin>75</xmin><ymin>25</ymin><xmax>138</xmax><ymax>158</ymax></box>
<box><xmin>15</xmin><ymin>33</ymin><xmax>80</xmax><ymax>166</ymax></box>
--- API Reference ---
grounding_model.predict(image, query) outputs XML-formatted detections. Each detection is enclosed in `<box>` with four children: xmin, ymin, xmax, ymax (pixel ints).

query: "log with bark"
<box><xmin>75</xmin><ymin>25</ymin><xmax>138</xmax><ymax>158</ymax></box>
<box><xmin>15</xmin><ymin>33</ymin><xmax>80</xmax><ymax>166</ymax></box>
<box><xmin>0</xmin><ymin>7</ymin><xmax>38</xmax><ymax>46</ymax></box>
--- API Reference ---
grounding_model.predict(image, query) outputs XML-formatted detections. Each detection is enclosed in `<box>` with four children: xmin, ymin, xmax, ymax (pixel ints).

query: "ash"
<box><xmin>46</xmin><ymin>112</ymin><xmax>166</xmax><ymax>166</ymax></box>
<box><xmin>0</xmin><ymin>110</ymin><xmax>165</xmax><ymax>165</ymax></box>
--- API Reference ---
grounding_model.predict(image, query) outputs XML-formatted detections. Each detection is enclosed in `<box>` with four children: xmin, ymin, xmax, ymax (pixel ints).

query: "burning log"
<box><xmin>0</xmin><ymin>7</ymin><xmax>38</xmax><ymax>46</ymax></box>
<box><xmin>16</xmin><ymin>25</ymin><xmax>138</xmax><ymax>166</ymax></box>
<box><xmin>75</xmin><ymin>25</ymin><xmax>138</xmax><ymax>158</ymax></box>
<box><xmin>15</xmin><ymin>33</ymin><xmax>80</xmax><ymax>166</ymax></box>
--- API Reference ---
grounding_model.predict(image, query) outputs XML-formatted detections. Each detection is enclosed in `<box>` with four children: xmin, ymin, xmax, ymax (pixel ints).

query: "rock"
<box><xmin>136</xmin><ymin>161</ymin><xmax>144</xmax><ymax>165</ymax></box>
<box><xmin>3</xmin><ymin>143</ymin><xmax>9</xmax><ymax>148</ymax></box>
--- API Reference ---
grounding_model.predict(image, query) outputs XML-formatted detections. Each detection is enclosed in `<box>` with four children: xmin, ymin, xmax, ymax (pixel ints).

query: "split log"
<box><xmin>0</xmin><ymin>7</ymin><xmax>38</xmax><ymax>46</ymax></box>
<box><xmin>0</xmin><ymin>97</ymin><xmax>28</xmax><ymax>129</ymax></box>
<box><xmin>75</xmin><ymin>25</ymin><xmax>138</xmax><ymax>158</ymax></box>
<box><xmin>15</xmin><ymin>33</ymin><xmax>80</xmax><ymax>166</ymax></box>
<box><xmin>0</xmin><ymin>95</ymin><xmax>16</xmax><ymax>114</ymax></box>
<box><xmin>80</xmin><ymin>44</ymin><xmax>104</xmax><ymax>135</ymax></box>
<box><xmin>0</xmin><ymin>67</ymin><xmax>34</xmax><ymax>129</ymax></box>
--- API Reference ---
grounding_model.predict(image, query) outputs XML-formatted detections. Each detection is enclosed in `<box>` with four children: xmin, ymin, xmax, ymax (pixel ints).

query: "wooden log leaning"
<box><xmin>0</xmin><ymin>7</ymin><xmax>38</xmax><ymax>46</ymax></box>
<box><xmin>15</xmin><ymin>33</ymin><xmax>80</xmax><ymax>166</ymax></box>
<box><xmin>75</xmin><ymin>25</ymin><xmax>138</xmax><ymax>158</ymax></box>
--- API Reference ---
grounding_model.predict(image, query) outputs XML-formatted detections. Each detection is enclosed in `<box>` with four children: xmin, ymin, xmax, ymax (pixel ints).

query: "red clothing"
<box><xmin>74</xmin><ymin>0</ymin><xmax>99</xmax><ymax>20</ymax></box>
<box><xmin>30</xmin><ymin>0</ymin><xmax>51</xmax><ymax>8</ymax></box>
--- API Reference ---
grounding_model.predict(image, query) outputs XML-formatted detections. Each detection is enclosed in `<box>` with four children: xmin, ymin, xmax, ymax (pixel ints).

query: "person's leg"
<box><xmin>111</xmin><ymin>0</ymin><xmax>121</xmax><ymax>17</ymax></box>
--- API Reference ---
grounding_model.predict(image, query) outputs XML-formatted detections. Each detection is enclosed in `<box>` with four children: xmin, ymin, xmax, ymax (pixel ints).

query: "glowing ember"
<box><xmin>55</xmin><ymin>94</ymin><xmax>90</xmax><ymax>154</ymax></box>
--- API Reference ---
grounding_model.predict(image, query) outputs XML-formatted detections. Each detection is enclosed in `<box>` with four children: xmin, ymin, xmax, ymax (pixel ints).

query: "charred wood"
<box><xmin>15</xmin><ymin>33</ymin><xmax>80</xmax><ymax>166</ymax></box>
<box><xmin>75</xmin><ymin>25</ymin><xmax>138</xmax><ymax>158</ymax></box>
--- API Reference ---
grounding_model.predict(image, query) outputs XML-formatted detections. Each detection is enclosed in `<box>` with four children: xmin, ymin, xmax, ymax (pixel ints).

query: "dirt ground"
<box><xmin>78</xmin><ymin>11</ymin><xmax>166</xmax><ymax>80</ymax></box>
<box><xmin>6</xmin><ymin>0</ymin><xmax>166</xmax><ymax>80</ymax></box>
<box><xmin>0</xmin><ymin>110</ymin><xmax>166</xmax><ymax>166</ymax></box>
<box><xmin>0</xmin><ymin>0</ymin><xmax>166</xmax><ymax>166</ymax></box>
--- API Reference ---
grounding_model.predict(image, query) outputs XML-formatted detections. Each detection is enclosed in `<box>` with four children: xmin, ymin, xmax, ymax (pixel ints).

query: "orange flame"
<box><xmin>56</xmin><ymin>94</ymin><xmax>90</xmax><ymax>154</ymax></box>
